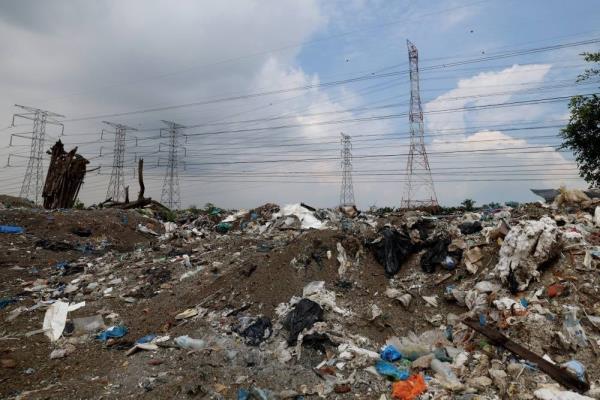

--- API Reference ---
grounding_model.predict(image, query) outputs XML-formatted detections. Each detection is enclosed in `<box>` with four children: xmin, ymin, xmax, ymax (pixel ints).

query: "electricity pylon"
<box><xmin>160</xmin><ymin>120</ymin><xmax>185</xmax><ymax>209</ymax></box>
<box><xmin>11</xmin><ymin>105</ymin><xmax>64</xmax><ymax>204</ymax></box>
<box><xmin>103</xmin><ymin>121</ymin><xmax>137</xmax><ymax>202</ymax></box>
<box><xmin>401</xmin><ymin>40</ymin><xmax>438</xmax><ymax>208</ymax></box>
<box><xmin>339</xmin><ymin>133</ymin><xmax>355</xmax><ymax>207</ymax></box>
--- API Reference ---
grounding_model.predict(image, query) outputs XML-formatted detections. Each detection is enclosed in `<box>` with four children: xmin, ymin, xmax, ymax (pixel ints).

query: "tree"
<box><xmin>461</xmin><ymin>198</ymin><xmax>475</xmax><ymax>211</ymax></box>
<box><xmin>560</xmin><ymin>52</ymin><xmax>600</xmax><ymax>187</ymax></box>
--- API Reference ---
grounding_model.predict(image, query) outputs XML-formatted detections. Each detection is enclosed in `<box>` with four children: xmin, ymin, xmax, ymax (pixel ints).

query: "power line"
<box><xmin>62</xmin><ymin>38</ymin><xmax>600</xmax><ymax>122</ymax></box>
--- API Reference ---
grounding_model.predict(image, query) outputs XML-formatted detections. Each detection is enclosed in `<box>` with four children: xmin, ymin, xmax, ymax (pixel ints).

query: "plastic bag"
<box><xmin>283</xmin><ymin>298</ymin><xmax>323</xmax><ymax>345</ymax></box>
<box><xmin>391</xmin><ymin>373</ymin><xmax>427</xmax><ymax>400</ymax></box>
<box><xmin>370</xmin><ymin>227</ymin><xmax>414</xmax><ymax>277</ymax></box>
<box><xmin>375</xmin><ymin>360</ymin><xmax>409</xmax><ymax>381</ymax></box>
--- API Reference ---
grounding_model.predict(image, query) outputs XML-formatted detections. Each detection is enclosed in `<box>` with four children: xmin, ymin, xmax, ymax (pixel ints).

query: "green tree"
<box><xmin>560</xmin><ymin>52</ymin><xmax>600</xmax><ymax>187</ymax></box>
<box><xmin>461</xmin><ymin>198</ymin><xmax>475</xmax><ymax>211</ymax></box>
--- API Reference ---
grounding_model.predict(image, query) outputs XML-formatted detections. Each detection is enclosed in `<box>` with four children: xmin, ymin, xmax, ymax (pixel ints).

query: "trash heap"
<box><xmin>1</xmin><ymin>197</ymin><xmax>600</xmax><ymax>399</ymax></box>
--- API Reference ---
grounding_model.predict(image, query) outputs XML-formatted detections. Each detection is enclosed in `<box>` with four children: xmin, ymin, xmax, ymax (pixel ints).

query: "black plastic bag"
<box><xmin>369</xmin><ymin>227</ymin><xmax>414</xmax><ymax>277</ymax></box>
<box><xmin>283</xmin><ymin>299</ymin><xmax>324</xmax><ymax>345</ymax></box>
<box><xmin>241</xmin><ymin>317</ymin><xmax>272</xmax><ymax>346</ymax></box>
<box><xmin>420</xmin><ymin>237</ymin><xmax>451</xmax><ymax>273</ymax></box>
<box><xmin>459</xmin><ymin>221</ymin><xmax>483</xmax><ymax>235</ymax></box>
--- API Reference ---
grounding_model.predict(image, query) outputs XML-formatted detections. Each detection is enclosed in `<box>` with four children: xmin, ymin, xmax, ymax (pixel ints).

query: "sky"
<box><xmin>0</xmin><ymin>0</ymin><xmax>599</xmax><ymax>209</ymax></box>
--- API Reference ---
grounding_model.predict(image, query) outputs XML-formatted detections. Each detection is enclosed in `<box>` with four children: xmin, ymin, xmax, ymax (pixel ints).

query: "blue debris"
<box><xmin>250</xmin><ymin>212</ymin><xmax>258</xmax><ymax>220</ymax></box>
<box><xmin>96</xmin><ymin>325</ymin><xmax>128</xmax><ymax>341</ymax></box>
<box><xmin>478</xmin><ymin>313</ymin><xmax>487</xmax><ymax>326</ymax></box>
<box><xmin>135</xmin><ymin>334</ymin><xmax>157</xmax><ymax>344</ymax></box>
<box><xmin>445</xmin><ymin>325</ymin><xmax>454</xmax><ymax>341</ymax></box>
<box><xmin>0</xmin><ymin>298</ymin><xmax>16</xmax><ymax>310</ymax></box>
<box><xmin>375</xmin><ymin>360</ymin><xmax>409</xmax><ymax>381</ymax></box>
<box><xmin>380</xmin><ymin>345</ymin><xmax>402</xmax><ymax>362</ymax></box>
<box><xmin>237</xmin><ymin>387</ymin><xmax>271</xmax><ymax>400</ymax></box>
<box><xmin>562</xmin><ymin>360</ymin><xmax>586</xmax><ymax>382</ymax></box>
<box><xmin>520</xmin><ymin>298</ymin><xmax>529</xmax><ymax>308</ymax></box>
<box><xmin>0</xmin><ymin>225</ymin><xmax>24</xmax><ymax>234</ymax></box>
<box><xmin>54</xmin><ymin>261</ymin><xmax>69</xmax><ymax>270</ymax></box>
<box><xmin>442</xmin><ymin>255</ymin><xmax>456</xmax><ymax>270</ymax></box>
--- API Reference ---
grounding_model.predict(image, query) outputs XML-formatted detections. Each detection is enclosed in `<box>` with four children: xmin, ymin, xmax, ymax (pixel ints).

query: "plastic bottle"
<box><xmin>174</xmin><ymin>335</ymin><xmax>206</xmax><ymax>350</ymax></box>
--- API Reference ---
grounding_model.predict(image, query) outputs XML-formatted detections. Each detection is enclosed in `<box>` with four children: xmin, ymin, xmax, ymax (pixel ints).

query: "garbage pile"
<box><xmin>1</xmin><ymin>197</ymin><xmax>600</xmax><ymax>399</ymax></box>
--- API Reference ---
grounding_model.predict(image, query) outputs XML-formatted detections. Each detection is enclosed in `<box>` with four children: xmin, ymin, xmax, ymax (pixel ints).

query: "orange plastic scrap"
<box><xmin>391</xmin><ymin>374</ymin><xmax>427</xmax><ymax>400</ymax></box>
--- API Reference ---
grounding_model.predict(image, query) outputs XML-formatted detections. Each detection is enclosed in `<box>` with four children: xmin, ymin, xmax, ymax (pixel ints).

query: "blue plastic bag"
<box><xmin>0</xmin><ymin>225</ymin><xmax>24</xmax><ymax>234</ymax></box>
<box><xmin>96</xmin><ymin>325</ymin><xmax>128</xmax><ymax>341</ymax></box>
<box><xmin>135</xmin><ymin>334</ymin><xmax>157</xmax><ymax>344</ymax></box>
<box><xmin>375</xmin><ymin>360</ymin><xmax>409</xmax><ymax>381</ymax></box>
<box><xmin>380</xmin><ymin>345</ymin><xmax>402</xmax><ymax>362</ymax></box>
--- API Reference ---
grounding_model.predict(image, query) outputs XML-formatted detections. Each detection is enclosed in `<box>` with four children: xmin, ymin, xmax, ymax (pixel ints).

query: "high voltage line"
<box><xmin>62</xmin><ymin>38</ymin><xmax>600</xmax><ymax>122</ymax></box>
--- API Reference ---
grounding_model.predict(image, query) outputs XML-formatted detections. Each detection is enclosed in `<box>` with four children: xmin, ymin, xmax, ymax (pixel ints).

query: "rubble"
<box><xmin>1</xmin><ymin>197</ymin><xmax>600</xmax><ymax>399</ymax></box>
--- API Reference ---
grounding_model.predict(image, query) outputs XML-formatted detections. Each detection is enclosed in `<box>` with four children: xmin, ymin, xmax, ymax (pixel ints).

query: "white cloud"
<box><xmin>424</xmin><ymin>64</ymin><xmax>584</xmax><ymax>205</ymax></box>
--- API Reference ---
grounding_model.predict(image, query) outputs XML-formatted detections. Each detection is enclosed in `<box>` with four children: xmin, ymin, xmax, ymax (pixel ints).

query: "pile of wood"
<box><xmin>42</xmin><ymin>140</ymin><xmax>89</xmax><ymax>209</ymax></box>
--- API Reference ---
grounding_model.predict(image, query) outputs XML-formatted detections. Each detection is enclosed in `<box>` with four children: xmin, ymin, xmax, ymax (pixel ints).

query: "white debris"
<box><xmin>137</xmin><ymin>224</ymin><xmax>158</xmax><ymax>236</ymax></box>
<box><xmin>336</xmin><ymin>242</ymin><xmax>350</xmax><ymax>277</ymax></box>
<box><xmin>273</xmin><ymin>204</ymin><xmax>325</xmax><ymax>230</ymax></box>
<box><xmin>42</xmin><ymin>301</ymin><xmax>69</xmax><ymax>342</ymax></box>
<box><xmin>534</xmin><ymin>385</ymin><xmax>593</xmax><ymax>400</ymax></box>
<box><xmin>495</xmin><ymin>216</ymin><xmax>561</xmax><ymax>291</ymax></box>
<box><xmin>422</xmin><ymin>295</ymin><xmax>438</xmax><ymax>308</ymax></box>
<box><xmin>303</xmin><ymin>281</ymin><xmax>351</xmax><ymax>316</ymax></box>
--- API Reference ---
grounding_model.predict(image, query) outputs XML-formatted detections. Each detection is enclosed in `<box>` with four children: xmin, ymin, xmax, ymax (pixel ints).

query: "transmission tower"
<box><xmin>160</xmin><ymin>120</ymin><xmax>185</xmax><ymax>209</ymax></box>
<box><xmin>103</xmin><ymin>121</ymin><xmax>137</xmax><ymax>202</ymax></box>
<box><xmin>339</xmin><ymin>133</ymin><xmax>355</xmax><ymax>207</ymax></box>
<box><xmin>11</xmin><ymin>105</ymin><xmax>64</xmax><ymax>204</ymax></box>
<box><xmin>401</xmin><ymin>40</ymin><xmax>438</xmax><ymax>208</ymax></box>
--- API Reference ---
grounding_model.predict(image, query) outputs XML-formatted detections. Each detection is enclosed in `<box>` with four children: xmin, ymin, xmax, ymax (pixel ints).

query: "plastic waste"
<box><xmin>375</xmin><ymin>360</ymin><xmax>409</xmax><ymax>381</ymax></box>
<box><xmin>302</xmin><ymin>281</ymin><xmax>350</xmax><ymax>316</ymax></box>
<box><xmin>42</xmin><ymin>300</ymin><xmax>69</xmax><ymax>342</ymax></box>
<box><xmin>136</xmin><ymin>334</ymin><xmax>157</xmax><ymax>344</ymax></box>
<box><xmin>561</xmin><ymin>360</ymin><xmax>586</xmax><ymax>383</ymax></box>
<box><xmin>563</xmin><ymin>306</ymin><xmax>588</xmax><ymax>347</ymax></box>
<box><xmin>495</xmin><ymin>216</ymin><xmax>561</xmax><ymax>292</ymax></box>
<box><xmin>137</xmin><ymin>224</ymin><xmax>158</xmax><ymax>235</ymax></box>
<box><xmin>0</xmin><ymin>298</ymin><xmax>16</xmax><ymax>309</ymax></box>
<box><xmin>459</xmin><ymin>220</ymin><xmax>482</xmax><ymax>235</ymax></box>
<box><xmin>421</xmin><ymin>238</ymin><xmax>451</xmax><ymax>273</ymax></box>
<box><xmin>370</xmin><ymin>227</ymin><xmax>414</xmax><ymax>277</ymax></box>
<box><xmin>73</xmin><ymin>315</ymin><xmax>105</xmax><ymax>334</ymax></box>
<box><xmin>534</xmin><ymin>385</ymin><xmax>594</xmax><ymax>400</ymax></box>
<box><xmin>216</xmin><ymin>222</ymin><xmax>231</xmax><ymax>233</ymax></box>
<box><xmin>336</xmin><ymin>242</ymin><xmax>350</xmax><ymax>277</ymax></box>
<box><xmin>239</xmin><ymin>317</ymin><xmax>272</xmax><ymax>346</ymax></box>
<box><xmin>391</xmin><ymin>373</ymin><xmax>427</xmax><ymax>400</ymax></box>
<box><xmin>595</xmin><ymin>206</ymin><xmax>600</xmax><ymax>227</ymax></box>
<box><xmin>237</xmin><ymin>387</ymin><xmax>272</xmax><ymax>400</ymax></box>
<box><xmin>271</xmin><ymin>203</ymin><xmax>325</xmax><ymax>230</ymax></box>
<box><xmin>283</xmin><ymin>298</ymin><xmax>323</xmax><ymax>345</ymax></box>
<box><xmin>96</xmin><ymin>325</ymin><xmax>128</xmax><ymax>341</ymax></box>
<box><xmin>380</xmin><ymin>345</ymin><xmax>403</xmax><ymax>362</ymax></box>
<box><xmin>431</xmin><ymin>359</ymin><xmax>463</xmax><ymax>390</ymax></box>
<box><xmin>0</xmin><ymin>225</ymin><xmax>24</xmax><ymax>234</ymax></box>
<box><xmin>174</xmin><ymin>335</ymin><xmax>206</xmax><ymax>350</ymax></box>
<box><xmin>179</xmin><ymin>266</ymin><xmax>204</xmax><ymax>281</ymax></box>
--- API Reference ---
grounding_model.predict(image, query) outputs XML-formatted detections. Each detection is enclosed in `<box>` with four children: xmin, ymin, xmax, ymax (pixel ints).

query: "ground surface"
<box><xmin>1</xmin><ymin>202</ymin><xmax>599</xmax><ymax>399</ymax></box>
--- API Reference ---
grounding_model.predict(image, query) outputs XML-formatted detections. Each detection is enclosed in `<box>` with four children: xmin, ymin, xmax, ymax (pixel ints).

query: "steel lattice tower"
<box><xmin>11</xmin><ymin>105</ymin><xmax>64</xmax><ymax>204</ymax></box>
<box><xmin>160</xmin><ymin>120</ymin><xmax>185</xmax><ymax>209</ymax></box>
<box><xmin>339</xmin><ymin>133</ymin><xmax>355</xmax><ymax>207</ymax></box>
<box><xmin>104</xmin><ymin>121</ymin><xmax>136</xmax><ymax>202</ymax></box>
<box><xmin>401</xmin><ymin>40</ymin><xmax>438</xmax><ymax>208</ymax></box>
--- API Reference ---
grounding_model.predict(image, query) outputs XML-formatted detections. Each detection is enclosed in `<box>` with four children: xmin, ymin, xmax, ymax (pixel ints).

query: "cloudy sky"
<box><xmin>0</xmin><ymin>0</ymin><xmax>599</xmax><ymax>209</ymax></box>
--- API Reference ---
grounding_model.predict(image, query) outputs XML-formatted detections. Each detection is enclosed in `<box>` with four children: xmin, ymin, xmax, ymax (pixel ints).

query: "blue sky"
<box><xmin>0</xmin><ymin>0</ymin><xmax>598</xmax><ymax>208</ymax></box>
